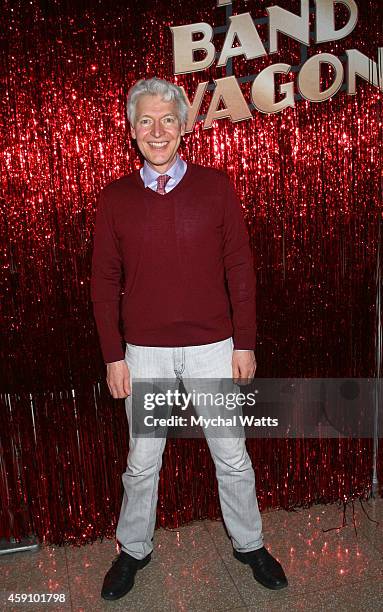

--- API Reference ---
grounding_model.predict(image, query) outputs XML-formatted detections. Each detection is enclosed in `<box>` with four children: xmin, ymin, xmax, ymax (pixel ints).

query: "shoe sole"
<box><xmin>233</xmin><ymin>551</ymin><xmax>288</xmax><ymax>590</ymax></box>
<box><xmin>101</xmin><ymin>554</ymin><xmax>152</xmax><ymax>601</ymax></box>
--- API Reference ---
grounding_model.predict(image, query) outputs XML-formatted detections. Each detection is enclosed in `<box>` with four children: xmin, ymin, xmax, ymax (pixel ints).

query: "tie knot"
<box><xmin>156</xmin><ymin>174</ymin><xmax>171</xmax><ymax>195</ymax></box>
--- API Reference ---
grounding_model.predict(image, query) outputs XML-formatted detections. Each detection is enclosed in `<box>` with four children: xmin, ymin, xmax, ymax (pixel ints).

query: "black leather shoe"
<box><xmin>101</xmin><ymin>550</ymin><xmax>151</xmax><ymax>600</ymax></box>
<box><xmin>233</xmin><ymin>546</ymin><xmax>288</xmax><ymax>590</ymax></box>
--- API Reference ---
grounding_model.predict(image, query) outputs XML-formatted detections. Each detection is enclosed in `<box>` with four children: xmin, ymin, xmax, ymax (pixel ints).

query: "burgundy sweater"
<box><xmin>90</xmin><ymin>163</ymin><xmax>256</xmax><ymax>363</ymax></box>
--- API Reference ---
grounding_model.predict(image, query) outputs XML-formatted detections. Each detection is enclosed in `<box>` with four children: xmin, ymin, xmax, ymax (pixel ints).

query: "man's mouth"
<box><xmin>148</xmin><ymin>142</ymin><xmax>169</xmax><ymax>149</ymax></box>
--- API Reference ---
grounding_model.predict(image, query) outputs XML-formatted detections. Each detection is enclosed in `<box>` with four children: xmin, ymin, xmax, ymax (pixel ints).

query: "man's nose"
<box><xmin>151</xmin><ymin>120</ymin><xmax>165</xmax><ymax>138</ymax></box>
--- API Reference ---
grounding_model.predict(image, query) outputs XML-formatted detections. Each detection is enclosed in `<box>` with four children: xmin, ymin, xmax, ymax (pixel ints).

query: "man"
<box><xmin>91</xmin><ymin>77</ymin><xmax>288</xmax><ymax>601</ymax></box>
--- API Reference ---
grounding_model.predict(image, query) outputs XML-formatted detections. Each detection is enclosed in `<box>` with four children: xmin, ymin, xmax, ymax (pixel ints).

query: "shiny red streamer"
<box><xmin>0</xmin><ymin>0</ymin><xmax>382</xmax><ymax>545</ymax></box>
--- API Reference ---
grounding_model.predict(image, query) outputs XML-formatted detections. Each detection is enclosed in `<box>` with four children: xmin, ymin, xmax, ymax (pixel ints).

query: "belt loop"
<box><xmin>173</xmin><ymin>346</ymin><xmax>185</xmax><ymax>380</ymax></box>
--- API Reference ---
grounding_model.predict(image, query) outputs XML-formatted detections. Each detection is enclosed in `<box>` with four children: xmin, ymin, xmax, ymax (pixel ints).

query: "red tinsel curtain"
<box><xmin>0</xmin><ymin>0</ymin><xmax>382</xmax><ymax>545</ymax></box>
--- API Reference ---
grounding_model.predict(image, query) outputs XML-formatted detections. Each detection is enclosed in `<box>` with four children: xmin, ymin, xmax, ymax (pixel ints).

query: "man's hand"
<box><xmin>232</xmin><ymin>350</ymin><xmax>257</xmax><ymax>385</ymax></box>
<box><xmin>106</xmin><ymin>360</ymin><xmax>131</xmax><ymax>398</ymax></box>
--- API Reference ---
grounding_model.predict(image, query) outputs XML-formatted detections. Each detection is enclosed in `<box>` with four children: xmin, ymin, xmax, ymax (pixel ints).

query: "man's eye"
<box><xmin>163</xmin><ymin>117</ymin><xmax>175</xmax><ymax>124</ymax></box>
<box><xmin>141</xmin><ymin>119</ymin><xmax>151</xmax><ymax>125</ymax></box>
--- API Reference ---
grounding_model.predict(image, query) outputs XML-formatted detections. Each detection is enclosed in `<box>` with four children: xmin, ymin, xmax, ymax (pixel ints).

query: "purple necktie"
<box><xmin>156</xmin><ymin>174</ymin><xmax>171</xmax><ymax>195</ymax></box>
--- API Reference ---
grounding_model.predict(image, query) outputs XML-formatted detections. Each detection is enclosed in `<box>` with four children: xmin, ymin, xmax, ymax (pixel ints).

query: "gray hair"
<box><xmin>126</xmin><ymin>77</ymin><xmax>189</xmax><ymax>126</ymax></box>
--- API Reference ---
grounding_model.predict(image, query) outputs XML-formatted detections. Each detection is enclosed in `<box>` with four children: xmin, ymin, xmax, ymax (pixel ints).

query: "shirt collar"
<box><xmin>141</xmin><ymin>154</ymin><xmax>184</xmax><ymax>188</ymax></box>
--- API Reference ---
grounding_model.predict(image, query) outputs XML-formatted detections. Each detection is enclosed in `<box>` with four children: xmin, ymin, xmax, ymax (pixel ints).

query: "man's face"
<box><xmin>130</xmin><ymin>94</ymin><xmax>186</xmax><ymax>174</ymax></box>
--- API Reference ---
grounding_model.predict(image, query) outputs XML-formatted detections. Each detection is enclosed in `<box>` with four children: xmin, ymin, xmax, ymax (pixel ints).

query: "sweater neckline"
<box><xmin>132</xmin><ymin>160</ymin><xmax>194</xmax><ymax>198</ymax></box>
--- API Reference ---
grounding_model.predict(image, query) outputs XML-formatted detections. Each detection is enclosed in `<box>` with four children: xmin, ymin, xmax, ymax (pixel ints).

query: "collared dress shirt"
<box><xmin>140</xmin><ymin>154</ymin><xmax>187</xmax><ymax>193</ymax></box>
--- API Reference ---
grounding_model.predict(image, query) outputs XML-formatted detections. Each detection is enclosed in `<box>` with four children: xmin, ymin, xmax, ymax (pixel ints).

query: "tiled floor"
<box><xmin>1</xmin><ymin>497</ymin><xmax>382</xmax><ymax>611</ymax></box>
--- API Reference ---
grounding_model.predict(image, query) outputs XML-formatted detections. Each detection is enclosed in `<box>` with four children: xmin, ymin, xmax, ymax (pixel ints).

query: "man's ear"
<box><xmin>181</xmin><ymin>123</ymin><xmax>186</xmax><ymax>137</ymax></box>
<box><xmin>130</xmin><ymin>125</ymin><xmax>136</xmax><ymax>139</ymax></box>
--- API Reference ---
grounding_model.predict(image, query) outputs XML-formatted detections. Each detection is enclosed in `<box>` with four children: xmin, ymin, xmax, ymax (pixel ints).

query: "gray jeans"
<box><xmin>116</xmin><ymin>337</ymin><xmax>264</xmax><ymax>559</ymax></box>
